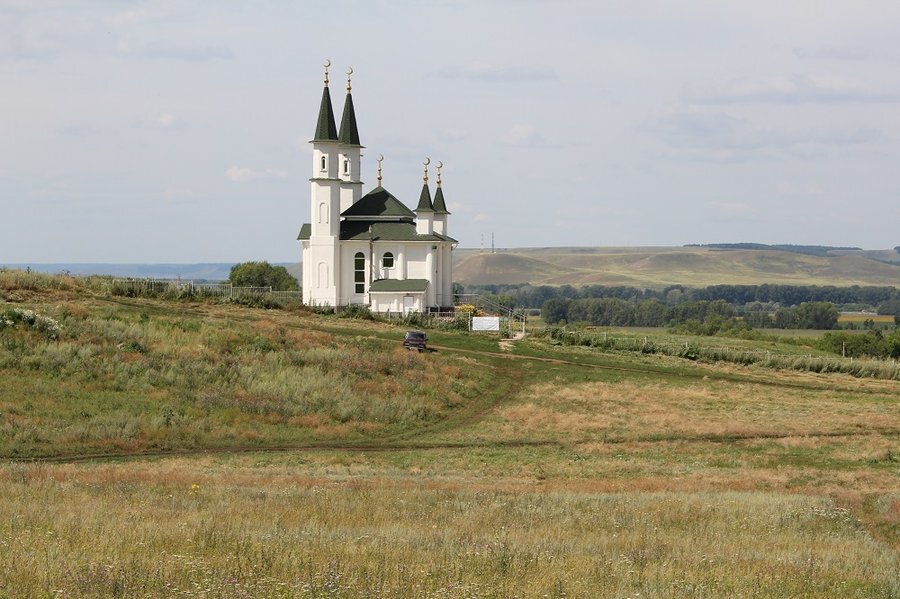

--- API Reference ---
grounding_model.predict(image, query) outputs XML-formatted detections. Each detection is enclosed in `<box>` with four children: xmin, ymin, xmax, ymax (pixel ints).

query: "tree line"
<box><xmin>458</xmin><ymin>283</ymin><xmax>900</xmax><ymax>311</ymax></box>
<box><xmin>541</xmin><ymin>298</ymin><xmax>844</xmax><ymax>330</ymax></box>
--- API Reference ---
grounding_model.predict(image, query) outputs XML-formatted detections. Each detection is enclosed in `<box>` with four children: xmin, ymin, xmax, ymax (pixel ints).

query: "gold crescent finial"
<box><xmin>323</xmin><ymin>59</ymin><xmax>331</xmax><ymax>86</ymax></box>
<box><xmin>423</xmin><ymin>157</ymin><xmax>430</xmax><ymax>183</ymax></box>
<box><xmin>377</xmin><ymin>153</ymin><xmax>384</xmax><ymax>186</ymax></box>
<box><xmin>346</xmin><ymin>66</ymin><xmax>353</xmax><ymax>91</ymax></box>
<box><xmin>436</xmin><ymin>161</ymin><xmax>443</xmax><ymax>187</ymax></box>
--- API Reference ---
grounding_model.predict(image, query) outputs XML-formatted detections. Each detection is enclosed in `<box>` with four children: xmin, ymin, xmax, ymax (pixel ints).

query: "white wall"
<box><xmin>370</xmin><ymin>293</ymin><xmax>424</xmax><ymax>314</ymax></box>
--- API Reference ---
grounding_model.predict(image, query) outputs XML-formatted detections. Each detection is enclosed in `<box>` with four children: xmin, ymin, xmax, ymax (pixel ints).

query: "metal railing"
<box><xmin>110</xmin><ymin>279</ymin><xmax>301</xmax><ymax>299</ymax></box>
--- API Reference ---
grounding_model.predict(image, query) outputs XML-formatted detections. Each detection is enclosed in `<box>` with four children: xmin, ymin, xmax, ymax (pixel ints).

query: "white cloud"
<box><xmin>157</xmin><ymin>113</ymin><xmax>176</xmax><ymax>128</ymax></box>
<box><xmin>125</xmin><ymin>40</ymin><xmax>234</xmax><ymax>62</ymax></box>
<box><xmin>648</xmin><ymin>109</ymin><xmax>882</xmax><ymax>158</ymax></box>
<box><xmin>106</xmin><ymin>8</ymin><xmax>155</xmax><ymax>27</ymax></box>
<box><xmin>793</xmin><ymin>45</ymin><xmax>871</xmax><ymax>62</ymax></box>
<box><xmin>775</xmin><ymin>183</ymin><xmax>825</xmax><ymax>196</ymax></box>
<box><xmin>433</xmin><ymin>63</ymin><xmax>557</xmax><ymax>83</ymax></box>
<box><xmin>441</xmin><ymin>128</ymin><xmax>469</xmax><ymax>142</ymax></box>
<box><xmin>162</xmin><ymin>187</ymin><xmax>195</xmax><ymax>203</ymax></box>
<box><xmin>498</xmin><ymin>124</ymin><xmax>542</xmax><ymax>146</ymax></box>
<box><xmin>473</xmin><ymin>213</ymin><xmax>491</xmax><ymax>222</ymax></box>
<box><xmin>684</xmin><ymin>75</ymin><xmax>900</xmax><ymax>105</ymax></box>
<box><xmin>709</xmin><ymin>201</ymin><xmax>752</xmax><ymax>216</ymax></box>
<box><xmin>225</xmin><ymin>166</ymin><xmax>288</xmax><ymax>182</ymax></box>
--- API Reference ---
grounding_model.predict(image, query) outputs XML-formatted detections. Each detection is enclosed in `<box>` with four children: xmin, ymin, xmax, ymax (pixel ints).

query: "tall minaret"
<box><xmin>338</xmin><ymin>67</ymin><xmax>363</xmax><ymax>213</ymax></box>
<box><xmin>432</xmin><ymin>161</ymin><xmax>453</xmax><ymax>307</ymax></box>
<box><xmin>415</xmin><ymin>158</ymin><xmax>434</xmax><ymax>235</ymax></box>
<box><xmin>308</xmin><ymin>60</ymin><xmax>342</xmax><ymax>306</ymax></box>
<box><xmin>416</xmin><ymin>158</ymin><xmax>436</xmax><ymax>307</ymax></box>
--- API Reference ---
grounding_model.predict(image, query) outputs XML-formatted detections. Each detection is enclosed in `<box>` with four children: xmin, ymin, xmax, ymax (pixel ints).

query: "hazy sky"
<box><xmin>3</xmin><ymin>1</ymin><xmax>900</xmax><ymax>262</ymax></box>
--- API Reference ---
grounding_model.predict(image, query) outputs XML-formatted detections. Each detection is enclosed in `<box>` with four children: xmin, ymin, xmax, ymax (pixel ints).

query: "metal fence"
<box><xmin>110</xmin><ymin>279</ymin><xmax>302</xmax><ymax>300</ymax></box>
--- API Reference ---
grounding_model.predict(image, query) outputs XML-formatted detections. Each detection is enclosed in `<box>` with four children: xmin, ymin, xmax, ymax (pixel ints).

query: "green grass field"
<box><xmin>1</xmin><ymin>271</ymin><xmax>898</xmax><ymax>597</ymax></box>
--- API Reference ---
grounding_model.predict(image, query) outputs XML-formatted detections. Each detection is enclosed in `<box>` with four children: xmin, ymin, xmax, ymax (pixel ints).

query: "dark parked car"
<box><xmin>403</xmin><ymin>330</ymin><xmax>427</xmax><ymax>351</ymax></box>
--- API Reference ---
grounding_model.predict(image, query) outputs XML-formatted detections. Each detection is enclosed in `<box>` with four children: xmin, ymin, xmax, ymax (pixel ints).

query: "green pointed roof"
<box><xmin>415</xmin><ymin>183</ymin><xmax>433</xmax><ymax>213</ymax></box>
<box><xmin>339</xmin><ymin>221</ymin><xmax>456</xmax><ymax>243</ymax></box>
<box><xmin>338</xmin><ymin>92</ymin><xmax>360</xmax><ymax>146</ymax></box>
<box><xmin>432</xmin><ymin>186</ymin><xmax>449</xmax><ymax>215</ymax></box>
<box><xmin>341</xmin><ymin>186</ymin><xmax>415</xmax><ymax>219</ymax></box>
<box><xmin>313</xmin><ymin>85</ymin><xmax>338</xmax><ymax>142</ymax></box>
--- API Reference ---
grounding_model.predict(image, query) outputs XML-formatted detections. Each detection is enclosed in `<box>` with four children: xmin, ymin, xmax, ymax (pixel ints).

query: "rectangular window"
<box><xmin>354</xmin><ymin>253</ymin><xmax>365</xmax><ymax>294</ymax></box>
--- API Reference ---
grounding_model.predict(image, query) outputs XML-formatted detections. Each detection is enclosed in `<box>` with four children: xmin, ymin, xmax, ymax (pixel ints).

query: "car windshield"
<box><xmin>406</xmin><ymin>332</ymin><xmax>425</xmax><ymax>339</ymax></box>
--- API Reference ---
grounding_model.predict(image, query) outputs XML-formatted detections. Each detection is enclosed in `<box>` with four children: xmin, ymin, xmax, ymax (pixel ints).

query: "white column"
<box><xmin>398</xmin><ymin>247</ymin><xmax>407</xmax><ymax>279</ymax></box>
<box><xmin>442</xmin><ymin>245</ymin><xmax>452</xmax><ymax>307</ymax></box>
<box><xmin>425</xmin><ymin>248</ymin><xmax>435</xmax><ymax>307</ymax></box>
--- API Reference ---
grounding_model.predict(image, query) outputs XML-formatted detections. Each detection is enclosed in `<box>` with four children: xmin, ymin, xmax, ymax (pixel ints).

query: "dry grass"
<box><xmin>0</xmin><ymin>459</ymin><xmax>897</xmax><ymax>598</ymax></box>
<box><xmin>2</xmin><ymin>271</ymin><xmax>899</xmax><ymax>595</ymax></box>
<box><xmin>838</xmin><ymin>314</ymin><xmax>895</xmax><ymax>324</ymax></box>
<box><xmin>0</xmin><ymin>290</ymin><xmax>490</xmax><ymax>457</ymax></box>
<box><xmin>489</xmin><ymin>379</ymin><xmax>900</xmax><ymax>443</ymax></box>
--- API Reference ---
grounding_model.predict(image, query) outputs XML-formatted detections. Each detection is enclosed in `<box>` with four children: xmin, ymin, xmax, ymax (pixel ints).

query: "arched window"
<box><xmin>343</xmin><ymin>159</ymin><xmax>350</xmax><ymax>175</ymax></box>
<box><xmin>317</xmin><ymin>262</ymin><xmax>328</xmax><ymax>288</ymax></box>
<box><xmin>382</xmin><ymin>252</ymin><xmax>394</xmax><ymax>269</ymax></box>
<box><xmin>354</xmin><ymin>252</ymin><xmax>365</xmax><ymax>294</ymax></box>
<box><xmin>320</xmin><ymin>156</ymin><xmax>327</xmax><ymax>172</ymax></box>
<box><xmin>318</xmin><ymin>202</ymin><xmax>328</xmax><ymax>224</ymax></box>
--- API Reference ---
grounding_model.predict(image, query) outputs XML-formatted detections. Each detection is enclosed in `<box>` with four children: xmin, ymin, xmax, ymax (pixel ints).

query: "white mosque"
<box><xmin>298</xmin><ymin>62</ymin><xmax>456</xmax><ymax>313</ymax></box>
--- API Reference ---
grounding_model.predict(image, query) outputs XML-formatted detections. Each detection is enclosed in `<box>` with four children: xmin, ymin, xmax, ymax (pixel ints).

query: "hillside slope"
<box><xmin>454</xmin><ymin>247</ymin><xmax>900</xmax><ymax>287</ymax></box>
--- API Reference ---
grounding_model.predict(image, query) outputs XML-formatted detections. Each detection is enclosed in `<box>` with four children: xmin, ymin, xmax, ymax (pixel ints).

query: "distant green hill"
<box><xmin>453</xmin><ymin>247</ymin><xmax>900</xmax><ymax>288</ymax></box>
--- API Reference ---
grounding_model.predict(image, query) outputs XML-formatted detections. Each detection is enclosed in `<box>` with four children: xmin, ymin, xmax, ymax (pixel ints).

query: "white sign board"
<box><xmin>472</xmin><ymin>316</ymin><xmax>501</xmax><ymax>332</ymax></box>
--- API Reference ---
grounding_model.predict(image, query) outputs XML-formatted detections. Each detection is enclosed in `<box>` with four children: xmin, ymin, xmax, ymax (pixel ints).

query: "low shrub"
<box><xmin>1</xmin><ymin>308</ymin><xmax>62</xmax><ymax>340</ymax></box>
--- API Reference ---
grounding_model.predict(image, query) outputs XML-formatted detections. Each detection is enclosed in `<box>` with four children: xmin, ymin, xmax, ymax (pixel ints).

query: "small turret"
<box><xmin>415</xmin><ymin>158</ymin><xmax>434</xmax><ymax>235</ymax></box>
<box><xmin>432</xmin><ymin>161</ymin><xmax>450</xmax><ymax>236</ymax></box>
<box><xmin>336</xmin><ymin>67</ymin><xmax>363</xmax><ymax>211</ymax></box>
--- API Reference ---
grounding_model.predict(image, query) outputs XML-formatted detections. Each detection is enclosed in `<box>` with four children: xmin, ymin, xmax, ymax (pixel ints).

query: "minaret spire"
<box><xmin>432</xmin><ymin>160</ymin><xmax>449</xmax><ymax>214</ymax></box>
<box><xmin>313</xmin><ymin>59</ymin><xmax>338</xmax><ymax>141</ymax></box>
<box><xmin>338</xmin><ymin>66</ymin><xmax>361</xmax><ymax>146</ymax></box>
<box><xmin>416</xmin><ymin>157</ymin><xmax>434</xmax><ymax>213</ymax></box>
<box><xmin>376</xmin><ymin>153</ymin><xmax>383</xmax><ymax>187</ymax></box>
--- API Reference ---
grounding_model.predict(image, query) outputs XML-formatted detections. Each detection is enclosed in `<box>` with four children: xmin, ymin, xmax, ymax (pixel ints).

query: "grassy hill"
<box><xmin>454</xmin><ymin>246</ymin><xmax>900</xmax><ymax>287</ymax></box>
<box><xmin>1</xmin><ymin>270</ymin><xmax>898</xmax><ymax>595</ymax></box>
